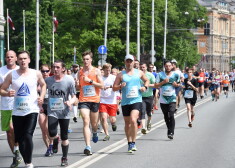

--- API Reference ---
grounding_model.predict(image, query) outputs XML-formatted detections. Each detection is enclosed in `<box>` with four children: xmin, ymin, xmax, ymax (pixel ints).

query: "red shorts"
<box><xmin>99</xmin><ymin>103</ymin><xmax>117</xmax><ymax>116</ymax></box>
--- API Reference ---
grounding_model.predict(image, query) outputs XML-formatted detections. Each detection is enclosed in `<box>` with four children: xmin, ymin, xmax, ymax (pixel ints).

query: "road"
<box><xmin>0</xmin><ymin>92</ymin><xmax>235</xmax><ymax>168</ymax></box>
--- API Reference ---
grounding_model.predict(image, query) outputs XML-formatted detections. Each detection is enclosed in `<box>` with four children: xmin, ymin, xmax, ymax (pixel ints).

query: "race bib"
<box><xmin>224</xmin><ymin>84</ymin><xmax>228</xmax><ymax>87</ymax></box>
<box><xmin>14</xmin><ymin>96</ymin><xmax>30</xmax><ymax>111</ymax></box>
<box><xmin>126</xmin><ymin>86</ymin><xmax>139</xmax><ymax>98</ymax></box>
<box><xmin>49</xmin><ymin>98</ymin><xmax>64</xmax><ymax>111</ymax></box>
<box><xmin>199</xmin><ymin>77</ymin><xmax>204</xmax><ymax>82</ymax></box>
<box><xmin>83</xmin><ymin>85</ymin><xmax>96</xmax><ymax>97</ymax></box>
<box><xmin>184</xmin><ymin>90</ymin><xmax>194</xmax><ymax>99</ymax></box>
<box><xmin>162</xmin><ymin>85</ymin><xmax>174</xmax><ymax>97</ymax></box>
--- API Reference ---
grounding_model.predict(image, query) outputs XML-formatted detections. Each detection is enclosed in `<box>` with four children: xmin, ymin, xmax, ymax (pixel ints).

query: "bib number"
<box><xmin>162</xmin><ymin>86</ymin><xmax>174</xmax><ymax>97</ymax></box>
<box><xmin>126</xmin><ymin>86</ymin><xmax>138</xmax><ymax>98</ymax></box>
<box><xmin>83</xmin><ymin>85</ymin><xmax>96</xmax><ymax>97</ymax></box>
<box><xmin>184</xmin><ymin>90</ymin><xmax>194</xmax><ymax>98</ymax></box>
<box><xmin>49</xmin><ymin>98</ymin><xmax>64</xmax><ymax>111</ymax></box>
<box><xmin>15</xmin><ymin>97</ymin><xmax>30</xmax><ymax>111</ymax></box>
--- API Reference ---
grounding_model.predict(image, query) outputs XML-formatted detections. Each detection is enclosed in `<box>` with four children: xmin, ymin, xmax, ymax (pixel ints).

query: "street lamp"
<box><xmin>48</xmin><ymin>42</ymin><xmax>52</xmax><ymax>66</ymax></box>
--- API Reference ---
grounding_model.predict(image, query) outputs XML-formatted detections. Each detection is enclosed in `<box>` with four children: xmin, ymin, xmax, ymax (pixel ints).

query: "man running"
<box><xmin>0</xmin><ymin>50</ymin><xmax>22</xmax><ymax>168</ymax></box>
<box><xmin>77</xmin><ymin>51</ymin><xmax>103</xmax><ymax>155</ymax></box>
<box><xmin>0</xmin><ymin>51</ymin><xmax>46</xmax><ymax>168</ymax></box>
<box><xmin>113</xmin><ymin>54</ymin><xmax>149</xmax><ymax>153</ymax></box>
<box><xmin>155</xmin><ymin>60</ymin><xmax>180</xmax><ymax>140</ymax></box>
<box><xmin>198</xmin><ymin>68</ymin><xmax>205</xmax><ymax>99</ymax></box>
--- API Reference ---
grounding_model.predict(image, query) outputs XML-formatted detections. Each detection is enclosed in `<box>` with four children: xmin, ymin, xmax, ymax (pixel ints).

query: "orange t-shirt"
<box><xmin>222</xmin><ymin>80</ymin><xmax>230</xmax><ymax>87</ymax></box>
<box><xmin>198</xmin><ymin>72</ymin><xmax>205</xmax><ymax>83</ymax></box>
<box><xmin>79</xmin><ymin>67</ymin><xmax>100</xmax><ymax>103</ymax></box>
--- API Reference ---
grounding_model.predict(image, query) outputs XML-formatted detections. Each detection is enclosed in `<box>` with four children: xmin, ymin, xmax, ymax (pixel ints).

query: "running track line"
<box><xmin>67</xmin><ymin>97</ymin><xmax>211</xmax><ymax>168</ymax></box>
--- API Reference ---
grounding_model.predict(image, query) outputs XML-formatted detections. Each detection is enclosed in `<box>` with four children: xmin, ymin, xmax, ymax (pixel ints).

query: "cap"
<box><xmin>125</xmin><ymin>54</ymin><xmax>134</xmax><ymax>61</ymax></box>
<box><xmin>171</xmin><ymin>59</ymin><xmax>177</xmax><ymax>64</ymax></box>
<box><xmin>72</xmin><ymin>64</ymin><xmax>79</xmax><ymax>67</ymax></box>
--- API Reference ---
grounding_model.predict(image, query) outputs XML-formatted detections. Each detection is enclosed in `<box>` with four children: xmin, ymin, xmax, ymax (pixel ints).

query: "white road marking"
<box><xmin>67</xmin><ymin>97</ymin><xmax>211</xmax><ymax>168</ymax></box>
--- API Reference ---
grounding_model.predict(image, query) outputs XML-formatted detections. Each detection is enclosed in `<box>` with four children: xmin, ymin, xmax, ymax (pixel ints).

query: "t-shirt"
<box><xmin>184</xmin><ymin>78</ymin><xmax>198</xmax><ymax>99</ymax></box>
<box><xmin>156</xmin><ymin>71</ymin><xmax>180</xmax><ymax>104</ymax></box>
<box><xmin>0</xmin><ymin>65</ymin><xmax>19</xmax><ymax>110</ymax></box>
<box><xmin>142</xmin><ymin>72</ymin><xmax>155</xmax><ymax>97</ymax></box>
<box><xmin>100</xmin><ymin>74</ymin><xmax>116</xmax><ymax>104</ymax></box>
<box><xmin>46</xmin><ymin>75</ymin><xmax>76</xmax><ymax>119</ymax></box>
<box><xmin>222</xmin><ymin>80</ymin><xmax>230</xmax><ymax>87</ymax></box>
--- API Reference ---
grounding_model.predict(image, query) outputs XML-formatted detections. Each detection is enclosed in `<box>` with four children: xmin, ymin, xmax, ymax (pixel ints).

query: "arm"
<box><xmin>37</xmin><ymin>71</ymin><xmax>46</xmax><ymax>105</ymax></box>
<box><xmin>140</xmin><ymin>71</ymin><xmax>149</xmax><ymax>92</ymax></box>
<box><xmin>83</xmin><ymin>68</ymin><xmax>104</xmax><ymax>89</ymax></box>
<box><xmin>0</xmin><ymin>73</ymin><xmax>15</xmax><ymax>97</ymax></box>
<box><xmin>113</xmin><ymin>72</ymin><xmax>126</xmax><ymax>91</ymax></box>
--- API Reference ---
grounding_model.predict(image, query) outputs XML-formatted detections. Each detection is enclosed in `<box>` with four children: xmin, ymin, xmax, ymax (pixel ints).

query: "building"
<box><xmin>196</xmin><ymin>0</ymin><xmax>235</xmax><ymax>71</ymax></box>
<box><xmin>0</xmin><ymin>0</ymin><xmax>5</xmax><ymax>66</ymax></box>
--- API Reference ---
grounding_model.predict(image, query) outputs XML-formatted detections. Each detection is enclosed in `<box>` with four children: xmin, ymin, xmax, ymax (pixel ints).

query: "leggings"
<box><xmin>12</xmin><ymin>113</ymin><xmax>38</xmax><ymax>164</ymax></box>
<box><xmin>160</xmin><ymin>103</ymin><xmax>176</xmax><ymax>135</ymax></box>
<box><xmin>48</xmin><ymin>116</ymin><xmax>70</xmax><ymax>141</ymax></box>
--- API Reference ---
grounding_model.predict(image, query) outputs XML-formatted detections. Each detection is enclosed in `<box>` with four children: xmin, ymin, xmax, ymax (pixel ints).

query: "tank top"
<box><xmin>79</xmin><ymin>67</ymin><xmax>100</xmax><ymax>103</ymax></box>
<box><xmin>121</xmin><ymin>69</ymin><xmax>142</xmax><ymax>106</ymax></box>
<box><xmin>198</xmin><ymin>72</ymin><xmax>205</xmax><ymax>83</ymax></box>
<box><xmin>11</xmin><ymin>69</ymin><xmax>39</xmax><ymax>116</ymax></box>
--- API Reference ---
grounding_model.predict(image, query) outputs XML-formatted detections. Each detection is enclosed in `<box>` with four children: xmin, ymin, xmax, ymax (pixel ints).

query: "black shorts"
<box><xmin>198</xmin><ymin>82</ymin><xmax>204</xmax><ymax>87</ymax></box>
<box><xmin>204</xmin><ymin>82</ymin><xmax>208</xmax><ymax>88</ymax></box>
<box><xmin>122</xmin><ymin>102</ymin><xmax>142</xmax><ymax>117</ymax></box>
<box><xmin>78</xmin><ymin>102</ymin><xmax>100</xmax><ymax>112</ymax></box>
<box><xmin>76</xmin><ymin>91</ymin><xmax>80</xmax><ymax>99</ymax></box>
<box><xmin>184</xmin><ymin>98</ymin><xmax>197</xmax><ymax>106</ymax></box>
<box><xmin>42</xmin><ymin>104</ymin><xmax>48</xmax><ymax>116</ymax></box>
<box><xmin>223</xmin><ymin>87</ymin><xmax>229</xmax><ymax>91</ymax></box>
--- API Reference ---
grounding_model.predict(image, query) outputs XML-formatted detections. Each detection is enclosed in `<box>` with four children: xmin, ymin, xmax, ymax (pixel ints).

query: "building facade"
<box><xmin>196</xmin><ymin>0</ymin><xmax>235</xmax><ymax>72</ymax></box>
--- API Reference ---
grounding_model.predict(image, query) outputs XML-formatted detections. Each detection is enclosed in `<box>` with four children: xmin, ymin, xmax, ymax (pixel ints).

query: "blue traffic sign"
<box><xmin>98</xmin><ymin>45</ymin><xmax>107</xmax><ymax>54</ymax></box>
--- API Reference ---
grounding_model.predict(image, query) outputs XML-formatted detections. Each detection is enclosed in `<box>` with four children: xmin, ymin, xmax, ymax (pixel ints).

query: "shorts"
<box><xmin>99</xmin><ymin>103</ymin><xmax>117</xmax><ymax>116</ymax></box>
<box><xmin>78</xmin><ymin>102</ymin><xmax>100</xmax><ymax>112</ymax></box>
<box><xmin>204</xmin><ymin>82</ymin><xmax>208</xmax><ymax>88</ymax></box>
<box><xmin>76</xmin><ymin>91</ymin><xmax>80</xmax><ymax>99</ymax></box>
<box><xmin>198</xmin><ymin>82</ymin><xmax>204</xmax><ymax>87</ymax></box>
<box><xmin>1</xmin><ymin>110</ymin><xmax>12</xmax><ymax>131</ymax></box>
<box><xmin>184</xmin><ymin>98</ymin><xmax>197</xmax><ymax>106</ymax></box>
<box><xmin>175</xmin><ymin>87</ymin><xmax>182</xmax><ymax>95</ymax></box>
<box><xmin>223</xmin><ymin>87</ymin><xmax>229</xmax><ymax>91</ymax></box>
<box><xmin>122</xmin><ymin>102</ymin><xmax>142</xmax><ymax>117</ymax></box>
<box><xmin>41</xmin><ymin>104</ymin><xmax>48</xmax><ymax>116</ymax></box>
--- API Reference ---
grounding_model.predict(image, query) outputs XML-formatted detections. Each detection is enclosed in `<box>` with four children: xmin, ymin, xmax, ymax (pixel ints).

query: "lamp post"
<box><xmin>163</xmin><ymin>0</ymin><xmax>168</xmax><ymax>68</ymax></box>
<box><xmin>48</xmin><ymin>42</ymin><xmax>52</xmax><ymax>66</ymax></box>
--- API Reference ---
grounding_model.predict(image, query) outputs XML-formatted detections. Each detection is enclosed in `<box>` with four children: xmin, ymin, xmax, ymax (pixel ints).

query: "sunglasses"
<box><xmin>41</xmin><ymin>70</ymin><xmax>50</xmax><ymax>73</ymax></box>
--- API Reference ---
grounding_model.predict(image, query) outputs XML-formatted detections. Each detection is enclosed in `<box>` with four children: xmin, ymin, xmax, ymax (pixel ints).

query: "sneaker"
<box><xmin>61</xmin><ymin>157</ymin><xmax>68</xmax><ymax>167</ymax></box>
<box><xmin>84</xmin><ymin>146</ymin><xmax>92</xmax><ymax>156</ymax></box>
<box><xmin>73</xmin><ymin>117</ymin><xmax>77</xmax><ymax>123</ymax></box>
<box><xmin>117</xmin><ymin>109</ymin><xmax>120</xmax><ymax>115</ymax></box>
<box><xmin>191</xmin><ymin>114</ymin><xmax>195</xmax><ymax>121</ymax></box>
<box><xmin>100</xmin><ymin>129</ymin><xmax>104</xmax><ymax>133</ymax></box>
<box><xmin>128</xmin><ymin>144</ymin><xmax>133</xmax><ymax>153</ymax></box>
<box><xmin>137</xmin><ymin>119</ymin><xmax>142</xmax><ymax>129</ymax></box>
<box><xmin>154</xmin><ymin>105</ymin><xmax>158</xmax><ymax>110</ymax></box>
<box><xmin>68</xmin><ymin>128</ymin><xmax>72</xmax><ymax>133</ymax></box>
<box><xmin>45</xmin><ymin>146</ymin><xmax>53</xmax><ymax>157</ymax></box>
<box><xmin>103</xmin><ymin>135</ymin><xmax>110</xmax><ymax>141</ymax></box>
<box><xmin>92</xmin><ymin>132</ymin><xmax>99</xmax><ymax>143</ymax></box>
<box><xmin>10</xmin><ymin>150</ymin><xmax>22</xmax><ymax>168</ymax></box>
<box><xmin>188</xmin><ymin>122</ymin><xmax>192</xmax><ymax>128</ymax></box>
<box><xmin>141</xmin><ymin>128</ymin><xmax>147</xmax><ymax>134</ymax></box>
<box><xmin>200</xmin><ymin>95</ymin><xmax>204</xmax><ymax>99</ymax></box>
<box><xmin>168</xmin><ymin>133</ymin><xmax>174</xmax><ymax>140</ymax></box>
<box><xmin>131</xmin><ymin>143</ymin><xmax>137</xmax><ymax>151</ymax></box>
<box><xmin>147</xmin><ymin>122</ymin><xmax>151</xmax><ymax>131</ymax></box>
<box><xmin>177</xmin><ymin>104</ymin><xmax>180</xmax><ymax>108</ymax></box>
<box><xmin>112</xmin><ymin>124</ymin><xmax>117</xmax><ymax>131</ymax></box>
<box><xmin>25</xmin><ymin>163</ymin><xmax>34</xmax><ymax>168</ymax></box>
<box><xmin>53</xmin><ymin>137</ymin><xmax>59</xmax><ymax>154</ymax></box>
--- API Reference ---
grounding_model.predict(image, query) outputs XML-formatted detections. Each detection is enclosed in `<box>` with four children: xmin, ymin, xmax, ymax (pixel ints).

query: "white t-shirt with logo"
<box><xmin>100</xmin><ymin>74</ymin><xmax>116</xmax><ymax>104</ymax></box>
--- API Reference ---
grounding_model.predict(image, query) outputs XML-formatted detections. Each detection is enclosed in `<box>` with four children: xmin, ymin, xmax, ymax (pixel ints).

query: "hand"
<box><xmin>120</xmin><ymin>82</ymin><xmax>126</xmax><ymax>89</ymax></box>
<box><xmin>64</xmin><ymin>101</ymin><xmax>72</xmax><ymax>111</ymax></box>
<box><xmin>75</xmin><ymin>80</ymin><xmax>79</xmax><ymax>86</ymax></box>
<box><xmin>83</xmin><ymin>76</ymin><xmax>91</xmax><ymax>83</ymax></box>
<box><xmin>187</xmin><ymin>81</ymin><xmax>192</xmax><ymax>86</ymax></box>
<box><xmin>37</xmin><ymin>97</ymin><xmax>44</xmax><ymax>105</ymax></box>
<box><xmin>139</xmin><ymin>86</ymin><xmax>146</xmax><ymax>92</ymax></box>
<box><xmin>172</xmin><ymin>81</ymin><xmax>178</xmax><ymax>87</ymax></box>
<box><xmin>8</xmin><ymin>90</ymin><xmax>15</xmax><ymax>97</ymax></box>
<box><xmin>104</xmin><ymin>86</ymin><xmax>110</xmax><ymax>90</ymax></box>
<box><xmin>163</xmin><ymin>78</ymin><xmax>169</xmax><ymax>84</ymax></box>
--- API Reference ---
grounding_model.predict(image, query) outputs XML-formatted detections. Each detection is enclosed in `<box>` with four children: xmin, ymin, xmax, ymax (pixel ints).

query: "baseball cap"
<box><xmin>171</xmin><ymin>59</ymin><xmax>177</xmax><ymax>64</ymax></box>
<box><xmin>125</xmin><ymin>54</ymin><xmax>134</xmax><ymax>61</ymax></box>
<box><xmin>72</xmin><ymin>64</ymin><xmax>79</xmax><ymax>67</ymax></box>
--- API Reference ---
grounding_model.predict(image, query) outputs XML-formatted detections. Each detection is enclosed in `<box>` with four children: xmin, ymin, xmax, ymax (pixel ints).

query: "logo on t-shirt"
<box><xmin>17</xmin><ymin>83</ymin><xmax>30</xmax><ymax>96</ymax></box>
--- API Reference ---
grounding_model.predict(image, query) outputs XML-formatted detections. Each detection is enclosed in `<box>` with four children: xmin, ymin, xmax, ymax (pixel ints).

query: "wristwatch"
<box><xmin>144</xmin><ymin>86</ymin><xmax>148</xmax><ymax>90</ymax></box>
<box><xmin>89</xmin><ymin>80</ymin><xmax>93</xmax><ymax>84</ymax></box>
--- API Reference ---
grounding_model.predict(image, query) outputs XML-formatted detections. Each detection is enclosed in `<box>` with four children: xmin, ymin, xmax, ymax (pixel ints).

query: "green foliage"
<box><xmin>4</xmin><ymin>0</ymin><xmax>207</xmax><ymax>70</ymax></box>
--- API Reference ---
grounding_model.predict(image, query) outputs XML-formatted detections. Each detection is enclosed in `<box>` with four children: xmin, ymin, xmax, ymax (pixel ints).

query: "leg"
<box><xmin>129</xmin><ymin>110</ymin><xmax>139</xmax><ymax>142</ymax></box>
<box><xmin>186</xmin><ymin>103</ymin><xmax>192</xmax><ymax>123</ymax></box>
<box><xmin>100</xmin><ymin>112</ymin><xmax>109</xmax><ymax>136</ymax></box>
<box><xmin>80</xmin><ymin>108</ymin><xmax>91</xmax><ymax>147</ymax></box>
<box><xmin>39</xmin><ymin>113</ymin><xmax>50</xmax><ymax>148</ymax></box>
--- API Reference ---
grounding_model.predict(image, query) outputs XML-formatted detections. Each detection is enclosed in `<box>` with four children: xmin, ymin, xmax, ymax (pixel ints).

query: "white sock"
<box><xmin>14</xmin><ymin>146</ymin><xmax>19</xmax><ymax>152</ymax></box>
<box><xmin>73</xmin><ymin>106</ymin><xmax>78</xmax><ymax>117</ymax></box>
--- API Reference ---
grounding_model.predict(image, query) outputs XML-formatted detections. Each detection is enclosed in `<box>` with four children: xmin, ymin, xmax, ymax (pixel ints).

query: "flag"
<box><xmin>53</xmin><ymin>16</ymin><xmax>58</xmax><ymax>32</ymax></box>
<box><xmin>8</xmin><ymin>15</ymin><xmax>15</xmax><ymax>30</ymax></box>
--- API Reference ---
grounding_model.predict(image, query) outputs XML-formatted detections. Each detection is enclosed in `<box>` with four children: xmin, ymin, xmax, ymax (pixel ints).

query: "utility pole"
<box><xmin>163</xmin><ymin>0</ymin><xmax>168</xmax><ymax>68</ymax></box>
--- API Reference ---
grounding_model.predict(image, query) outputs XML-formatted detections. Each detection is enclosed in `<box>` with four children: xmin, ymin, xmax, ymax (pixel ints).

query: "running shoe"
<box><xmin>61</xmin><ymin>157</ymin><xmax>68</xmax><ymax>167</ymax></box>
<box><xmin>128</xmin><ymin>144</ymin><xmax>133</xmax><ymax>153</ymax></box>
<box><xmin>92</xmin><ymin>132</ymin><xmax>99</xmax><ymax>143</ymax></box>
<box><xmin>188</xmin><ymin>122</ymin><xmax>192</xmax><ymax>128</ymax></box>
<box><xmin>154</xmin><ymin>105</ymin><xmax>158</xmax><ymax>110</ymax></box>
<box><xmin>24</xmin><ymin>163</ymin><xmax>34</xmax><ymax>168</ymax></box>
<box><xmin>53</xmin><ymin>137</ymin><xmax>59</xmax><ymax>154</ymax></box>
<box><xmin>73</xmin><ymin>117</ymin><xmax>78</xmax><ymax>123</ymax></box>
<box><xmin>137</xmin><ymin>119</ymin><xmax>142</xmax><ymax>129</ymax></box>
<box><xmin>147</xmin><ymin>121</ymin><xmax>151</xmax><ymax>131</ymax></box>
<box><xmin>103</xmin><ymin>135</ymin><xmax>110</xmax><ymax>141</ymax></box>
<box><xmin>141</xmin><ymin>128</ymin><xmax>147</xmax><ymax>134</ymax></box>
<box><xmin>131</xmin><ymin>143</ymin><xmax>137</xmax><ymax>151</ymax></box>
<box><xmin>200</xmin><ymin>95</ymin><xmax>204</xmax><ymax>99</ymax></box>
<box><xmin>84</xmin><ymin>146</ymin><xmax>92</xmax><ymax>156</ymax></box>
<box><xmin>10</xmin><ymin>150</ymin><xmax>22</xmax><ymax>168</ymax></box>
<box><xmin>168</xmin><ymin>133</ymin><xmax>174</xmax><ymax>140</ymax></box>
<box><xmin>45</xmin><ymin>145</ymin><xmax>53</xmax><ymax>157</ymax></box>
<box><xmin>112</xmin><ymin>124</ymin><xmax>117</xmax><ymax>131</ymax></box>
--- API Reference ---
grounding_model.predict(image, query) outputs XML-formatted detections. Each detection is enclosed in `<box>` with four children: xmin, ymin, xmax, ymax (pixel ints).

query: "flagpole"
<box><xmin>36</xmin><ymin>0</ymin><xmax>40</xmax><ymax>70</ymax></box>
<box><xmin>52</xmin><ymin>11</ymin><xmax>55</xmax><ymax>64</ymax></box>
<box><xmin>126</xmin><ymin>0</ymin><xmax>130</xmax><ymax>56</ymax></box>
<box><xmin>23</xmin><ymin>10</ymin><xmax>26</xmax><ymax>50</ymax></box>
<box><xmin>7</xmin><ymin>8</ymin><xmax>9</xmax><ymax>51</ymax></box>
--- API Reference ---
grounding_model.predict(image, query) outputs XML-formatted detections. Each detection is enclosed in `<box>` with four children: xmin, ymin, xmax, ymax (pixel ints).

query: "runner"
<box><xmin>0</xmin><ymin>51</ymin><xmax>46</xmax><ymax>168</ymax></box>
<box><xmin>113</xmin><ymin>54</ymin><xmax>149</xmax><ymax>153</ymax></box>
<box><xmin>77</xmin><ymin>51</ymin><xmax>103</xmax><ymax>155</ymax></box>
<box><xmin>183</xmin><ymin>68</ymin><xmax>199</xmax><ymax>127</ymax></box>
<box><xmin>0</xmin><ymin>50</ymin><xmax>22</xmax><ymax>168</ymax></box>
<box><xmin>99</xmin><ymin>63</ymin><xmax>117</xmax><ymax>141</ymax></box>
<box><xmin>71</xmin><ymin>64</ymin><xmax>79</xmax><ymax>123</ymax></box>
<box><xmin>198</xmin><ymin>68</ymin><xmax>205</xmax><ymax>99</ymax></box>
<box><xmin>46</xmin><ymin>60</ymin><xmax>77</xmax><ymax>166</ymax></box>
<box><xmin>140</xmin><ymin>63</ymin><xmax>155</xmax><ymax>133</ymax></box>
<box><xmin>229</xmin><ymin>69</ymin><xmax>235</xmax><ymax>91</ymax></box>
<box><xmin>155</xmin><ymin>60</ymin><xmax>180</xmax><ymax>140</ymax></box>
<box><xmin>222</xmin><ymin>76</ymin><xmax>230</xmax><ymax>98</ymax></box>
